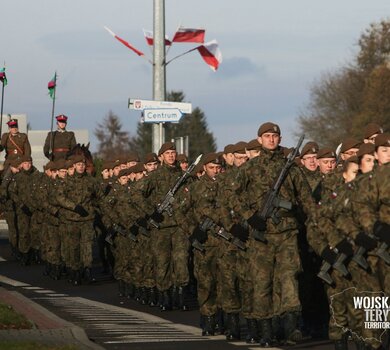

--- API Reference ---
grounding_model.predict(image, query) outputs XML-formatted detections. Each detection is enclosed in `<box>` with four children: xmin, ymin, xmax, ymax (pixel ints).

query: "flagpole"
<box><xmin>48</xmin><ymin>73</ymin><xmax>57</xmax><ymax>160</ymax></box>
<box><xmin>165</xmin><ymin>47</ymin><xmax>198</xmax><ymax>66</ymax></box>
<box><xmin>0</xmin><ymin>81</ymin><xmax>5</xmax><ymax>137</ymax></box>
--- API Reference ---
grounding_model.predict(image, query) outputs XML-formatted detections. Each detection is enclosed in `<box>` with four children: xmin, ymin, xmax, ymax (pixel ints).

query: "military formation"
<box><xmin>0</xmin><ymin>115</ymin><xmax>389</xmax><ymax>350</ymax></box>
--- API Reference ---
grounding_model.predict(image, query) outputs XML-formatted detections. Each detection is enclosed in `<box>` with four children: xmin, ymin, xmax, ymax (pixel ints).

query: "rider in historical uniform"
<box><xmin>43</xmin><ymin>114</ymin><xmax>77</xmax><ymax>161</ymax></box>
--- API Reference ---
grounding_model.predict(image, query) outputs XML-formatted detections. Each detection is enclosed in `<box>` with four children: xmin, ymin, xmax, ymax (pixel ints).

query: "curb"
<box><xmin>0</xmin><ymin>287</ymin><xmax>104</xmax><ymax>349</ymax></box>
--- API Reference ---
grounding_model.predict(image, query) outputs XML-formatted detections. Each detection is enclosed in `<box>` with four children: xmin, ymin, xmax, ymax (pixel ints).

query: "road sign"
<box><xmin>129</xmin><ymin>98</ymin><xmax>192</xmax><ymax>114</ymax></box>
<box><xmin>143</xmin><ymin>108</ymin><xmax>183</xmax><ymax>123</ymax></box>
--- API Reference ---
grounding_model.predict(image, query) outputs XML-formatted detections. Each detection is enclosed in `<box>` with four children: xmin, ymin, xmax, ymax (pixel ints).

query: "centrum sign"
<box><xmin>143</xmin><ymin>108</ymin><xmax>183</xmax><ymax>123</ymax></box>
<box><xmin>129</xmin><ymin>98</ymin><xmax>192</xmax><ymax>114</ymax></box>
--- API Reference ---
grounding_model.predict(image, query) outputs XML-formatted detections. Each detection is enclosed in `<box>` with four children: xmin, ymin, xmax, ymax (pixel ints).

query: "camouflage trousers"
<box><xmin>248</xmin><ymin>231</ymin><xmax>302</xmax><ymax>319</ymax></box>
<box><xmin>133</xmin><ymin>234</ymin><xmax>154</xmax><ymax>288</ymax></box>
<box><xmin>113</xmin><ymin>234</ymin><xmax>134</xmax><ymax>283</ymax></box>
<box><xmin>29</xmin><ymin>212</ymin><xmax>43</xmax><ymax>251</ymax></box>
<box><xmin>217</xmin><ymin>244</ymin><xmax>253</xmax><ymax>317</ymax></box>
<box><xmin>4</xmin><ymin>210</ymin><xmax>18</xmax><ymax>249</ymax></box>
<box><xmin>44</xmin><ymin>222</ymin><xmax>61</xmax><ymax>265</ymax></box>
<box><xmin>194</xmin><ymin>244</ymin><xmax>220</xmax><ymax>316</ymax></box>
<box><xmin>16</xmin><ymin>209</ymin><xmax>31</xmax><ymax>254</ymax></box>
<box><xmin>151</xmin><ymin>226</ymin><xmax>189</xmax><ymax>292</ymax></box>
<box><xmin>67</xmin><ymin>221</ymin><xmax>94</xmax><ymax>270</ymax></box>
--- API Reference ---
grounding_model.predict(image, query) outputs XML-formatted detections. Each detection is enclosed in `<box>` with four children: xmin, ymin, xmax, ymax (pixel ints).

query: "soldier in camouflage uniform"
<box><xmin>135</xmin><ymin>142</ymin><xmax>191</xmax><ymax>311</ymax></box>
<box><xmin>0</xmin><ymin>158</ymin><xmax>22</xmax><ymax>258</ymax></box>
<box><xmin>0</xmin><ymin>119</ymin><xmax>31</xmax><ymax>166</ymax></box>
<box><xmin>9</xmin><ymin>155</ymin><xmax>39</xmax><ymax>265</ymax></box>
<box><xmin>175</xmin><ymin>153</ymin><xmax>223</xmax><ymax>335</ymax></box>
<box><xmin>221</xmin><ymin>123</ymin><xmax>314</xmax><ymax>346</ymax></box>
<box><xmin>43</xmin><ymin>114</ymin><xmax>77</xmax><ymax>161</ymax></box>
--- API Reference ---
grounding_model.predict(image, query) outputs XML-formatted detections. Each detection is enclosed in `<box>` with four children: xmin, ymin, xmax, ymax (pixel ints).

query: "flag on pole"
<box><xmin>48</xmin><ymin>72</ymin><xmax>56</xmax><ymax>99</ymax></box>
<box><xmin>197</xmin><ymin>40</ymin><xmax>222</xmax><ymax>71</ymax></box>
<box><xmin>172</xmin><ymin>27</ymin><xmax>205</xmax><ymax>43</ymax></box>
<box><xmin>104</xmin><ymin>26</ymin><xmax>145</xmax><ymax>57</ymax></box>
<box><xmin>143</xmin><ymin>29</ymin><xmax>172</xmax><ymax>46</ymax></box>
<box><xmin>0</xmin><ymin>67</ymin><xmax>7</xmax><ymax>86</ymax></box>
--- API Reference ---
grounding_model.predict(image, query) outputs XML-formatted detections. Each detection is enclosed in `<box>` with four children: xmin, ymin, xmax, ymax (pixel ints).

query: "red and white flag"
<box><xmin>104</xmin><ymin>26</ymin><xmax>144</xmax><ymax>57</ymax></box>
<box><xmin>143</xmin><ymin>29</ymin><xmax>172</xmax><ymax>46</ymax></box>
<box><xmin>197</xmin><ymin>40</ymin><xmax>222</xmax><ymax>71</ymax></box>
<box><xmin>172</xmin><ymin>27</ymin><xmax>205</xmax><ymax>43</ymax></box>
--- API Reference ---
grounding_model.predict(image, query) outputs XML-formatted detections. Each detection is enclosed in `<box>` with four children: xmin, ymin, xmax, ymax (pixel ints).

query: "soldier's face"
<box><xmin>359</xmin><ymin>154</ymin><xmax>375</xmax><ymax>174</ymax></box>
<box><xmin>343</xmin><ymin>162</ymin><xmax>359</xmax><ymax>183</ymax></box>
<box><xmin>9</xmin><ymin>126</ymin><xmax>18</xmax><ymax>134</ymax></box>
<box><xmin>127</xmin><ymin>161</ymin><xmax>138</xmax><ymax>168</ymax></box>
<box><xmin>258</xmin><ymin>133</ymin><xmax>281</xmax><ymax>151</ymax></box>
<box><xmin>21</xmin><ymin>161</ymin><xmax>32</xmax><ymax>171</ymax></box>
<box><xmin>375</xmin><ymin>146</ymin><xmax>390</xmax><ymax>166</ymax></box>
<box><xmin>144</xmin><ymin>161</ymin><xmax>158</xmax><ymax>173</ymax></box>
<box><xmin>204</xmin><ymin>163</ymin><xmax>221</xmax><ymax>178</ymax></box>
<box><xmin>364</xmin><ymin>134</ymin><xmax>378</xmax><ymax>144</ymax></box>
<box><xmin>223</xmin><ymin>153</ymin><xmax>234</xmax><ymax>166</ymax></box>
<box><xmin>113</xmin><ymin>166</ymin><xmax>121</xmax><ymax>176</ymax></box>
<box><xmin>341</xmin><ymin>148</ymin><xmax>359</xmax><ymax>161</ymax></box>
<box><xmin>180</xmin><ymin>161</ymin><xmax>189</xmax><ymax>171</ymax></box>
<box><xmin>317</xmin><ymin>158</ymin><xmax>336</xmax><ymax>174</ymax></box>
<box><xmin>101</xmin><ymin>169</ymin><xmax>110</xmax><ymax>179</ymax></box>
<box><xmin>134</xmin><ymin>172</ymin><xmax>145</xmax><ymax>181</ymax></box>
<box><xmin>58</xmin><ymin>169</ymin><xmax>67</xmax><ymax>179</ymax></box>
<box><xmin>68</xmin><ymin>167</ymin><xmax>75</xmax><ymax>176</ymax></box>
<box><xmin>118</xmin><ymin>175</ymin><xmax>128</xmax><ymax>185</ymax></box>
<box><xmin>51</xmin><ymin>170</ymin><xmax>58</xmax><ymax>179</ymax></box>
<box><xmin>233</xmin><ymin>153</ymin><xmax>248</xmax><ymax>167</ymax></box>
<box><xmin>161</xmin><ymin>150</ymin><xmax>177</xmax><ymax>166</ymax></box>
<box><xmin>301</xmin><ymin>154</ymin><xmax>318</xmax><ymax>171</ymax></box>
<box><xmin>57</xmin><ymin>122</ymin><xmax>66</xmax><ymax>129</ymax></box>
<box><xmin>75</xmin><ymin>162</ymin><xmax>86</xmax><ymax>174</ymax></box>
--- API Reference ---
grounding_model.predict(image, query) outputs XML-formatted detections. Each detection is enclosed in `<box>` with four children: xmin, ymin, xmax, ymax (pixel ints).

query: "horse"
<box><xmin>69</xmin><ymin>143</ymin><xmax>95</xmax><ymax>175</ymax></box>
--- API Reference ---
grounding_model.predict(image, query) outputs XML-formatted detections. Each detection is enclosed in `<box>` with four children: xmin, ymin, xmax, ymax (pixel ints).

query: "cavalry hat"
<box><xmin>7</xmin><ymin>119</ymin><xmax>18</xmax><ymax>127</ymax></box>
<box><xmin>127</xmin><ymin>152</ymin><xmax>140</xmax><ymax>163</ymax></box>
<box><xmin>55</xmin><ymin>159</ymin><xmax>67</xmax><ymax>170</ymax></box>
<box><xmin>118</xmin><ymin>168</ymin><xmax>130</xmax><ymax>178</ymax></box>
<box><xmin>300</xmin><ymin>142</ymin><xmax>319</xmax><ymax>158</ymax></box>
<box><xmin>144</xmin><ymin>152</ymin><xmax>159</xmax><ymax>164</ymax></box>
<box><xmin>317</xmin><ymin>148</ymin><xmax>336</xmax><ymax>159</ymax></box>
<box><xmin>56</xmin><ymin>115</ymin><xmax>68</xmax><ymax>123</ymax></box>
<box><xmin>231</xmin><ymin>141</ymin><xmax>247</xmax><ymax>154</ymax></box>
<box><xmin>257</xmin><ymin>122</ymin><xmax>281</xmax><ymax>136</ymax></box>
<box><xmin>375</xmin><ymin>133</ymin><xmax>390</xmax><ymax>148</ymax></box>
<box><xmin>71</xmin><ymin>155</ymin><xmax>85</xmax><ymax>164</ymax></box>
<box><xmin>364</xmin><ymin>123</ymin><xmax>383</xmax><ymax>139</ymax></box>
<box><xmin>202</xmin><ymin>152</ymin><xmax>223</xmax><ymax>165</ymax></box>
<box><xmin>10</xmin><ymin>157</ymin><xmax>23</xmax><ymax>168</ymax></box>
<box><xmin>19</xmin><ymin>155</ymin><xmax>32</xmax><ymax>162</ymax></box>
<box><xmin>177</xmin><ymin>154</ymin><xmax>188</xmax><ymax>163</ymax></box>
<box><xmin>246</xmin><ymin>139</ymin><xmax>262</xmax><ymax>151</ymax></box>
<box><xmin>102</xmin><ymin>160</ymin><xmax>115</xmax><ymax>170</ymax></box>
<box><xmin>340</xmin><ymin>138</ymin><xmax>361</xmax><ymax>153</ymax></box>
<box><xmin>128</xmin><ymin>163</ymin><xmax>145</xmax><ymax>173</ymax></box>
<box><xmin>356</xmin><ymin>143</ymin><xmax>375</xmax><ymax>158</ymax></box>
<box><xmin>223</xmin><ymin>144</ymin><xmax>235</xmax><ymax>154</ymax></box>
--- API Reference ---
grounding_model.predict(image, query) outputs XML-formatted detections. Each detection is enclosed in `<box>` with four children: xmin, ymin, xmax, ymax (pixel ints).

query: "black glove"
<box><xmin>150</xmin><ymin>210</ymin><xmax>164</xmax><ymax>224</ymax></box>
<box><xmin>230</xmin><ymin>223</ymin><xmax>250</xmax><ymax>243</ymax></box>
<box><xmin>137</xmin><ymin>217</ymin><xmax>148</xmax><ymax>229</ymax></box>
<box><xmin>190</xmin><ymin>226</ymin><xmax>208</xmax><ymax>244</ymax></box>
<box><xmin>373</xmin><ymin>221</ymin><xmax>390</xmax><ymax>245</ymax></box>
<box><xmin>247</xmin><ymin>212</ymin><xmax>267</xmax><ymax>232</ymax></box>
<box><xmin>335</xmin><ymin>238</ymin><xmax>354</xmax><ymax>257</ymax></box>
<box><xmin>355</xmin><ymin>232</ymin><xmax>377</xmax><ymax>251</ymax></box>
<box><xmin>74</xmin><ymin>205</ymin><xmax>89</xmax><ymax>217</ymax></box>
<box><xmin>21</xmin><ymin>204</ymin><xmax>32</xmax><ymax>216</ymax></box>
<box><xmin>129</xmin><ymin>224</ymin><xmax>140</xmax><ymax>237</ymax></box>
<box><xmin>321</xmin><ymin>246</ymin><xmax>338</xmax><ymax>265</ymax></box>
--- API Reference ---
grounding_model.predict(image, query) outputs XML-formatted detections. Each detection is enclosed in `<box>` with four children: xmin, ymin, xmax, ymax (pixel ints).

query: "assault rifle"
<box><xmin>317</xmin><ymin>250</ymin><xmax>349</xmax><ymax>286</ymax></box>
<box><xmin>105</xmin><ymin>223</ymin><xmax>137</xmax><ymax>245</ymax></box>
<box><xmin>200</xmin><ymin>217</ymin><xmax>246</xmax><ymax>251</ymax></box>
<box><xmin>148</xmin><ymin>154</ymin><xmax>203</xmax><ymax>229</ymax></box>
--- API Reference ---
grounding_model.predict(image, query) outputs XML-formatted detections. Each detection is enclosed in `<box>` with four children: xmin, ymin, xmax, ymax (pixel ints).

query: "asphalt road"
<box><xmin>0</xmin><ymin>238</ymin><xmax>337</xmax><ymax>350</ymax></box>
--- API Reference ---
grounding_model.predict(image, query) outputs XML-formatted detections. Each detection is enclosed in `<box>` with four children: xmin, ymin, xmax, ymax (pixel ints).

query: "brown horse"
<box><xmin>69</xmin><ymin>143</ymin><xmax>95</xmax><ymax>175</ymax></box>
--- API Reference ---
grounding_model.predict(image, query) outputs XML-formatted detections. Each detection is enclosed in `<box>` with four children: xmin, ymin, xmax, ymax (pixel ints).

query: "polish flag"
<box><xmin>104</xmin><ymin>26</ymin><xmax>145</xmax><ymax>57</ymax></box>
<box><xmin>143</xmin><ymin>29</ymin><xmax>172</xmax><ymax>46</ymax></box>
<box><xmin>197</xmin><ymin>40</ymin><xmax>222</xmax><ymax>71</ymax></box>
<box><xmin>172</xmin><ymin>27</ymin><xmax>205</xmax><ymax>43</ymax></box>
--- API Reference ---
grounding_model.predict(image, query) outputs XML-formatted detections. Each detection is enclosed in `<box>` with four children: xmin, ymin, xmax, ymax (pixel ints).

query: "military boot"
<box><xmin>83</xmin><ymin>267</ymin><xmax>96</xmax><ymax>284</ymax></box>
<box><xmin>258</xmin><ymin>318</ymin><xmax>273</xmax><ymax>347</ymax></box>
<box><xmin>171</xmin><ymin>286</ymin><xmax>179</xmax><ymax>309</ymax></box>
<box><xmin>43</xmin><ymin>262</ymin><xmax>51</xmax><ymax>276</ymax></box>
<box><xmin>118</xmin><ymin>280</ymin><xmax>126</xmax><ymax>297</ymax></box>
<box><xmin>334</xmin><ymin>338</ymin><xmax>348</xmax><ymax>350</ymax></box>
<box><xmin>67</xmin><ymin>269</ymin><xmax>74</xmax><ymax>283</ymax></box>
<box><xmin>160</xmin><ymin>290</ymin><xmax>172</xmax><ymax>311</ymax></box>
<box><xmin>140</xmin><ymin>287</ymin><xmax>148</xmax><ymax>305</ymax></box>
<box><xmin>20</xmin><ymin>252</ymin><xmax>30</xmax><ymax>266</ymax></box>
<box><xmin>178</xmin><ymin>286</ymin><xmax>189</xmax><ymax>311</ymax></box>
<box><xmin>282</xmin><ymin>312</ymin><xmax>302</xmax><ymax>345</ymax></box>
<box><xmin>246</xmin><ymin>319</ymin><xmax>259</xmax><ymax>344</ymax></box>
<box><xmin>225</xmin><ymin>313</ymin><xmax>241</xmax><ymax>341</ymax></box>
<box><xmin>134</xmin><ymin>287</ymin><xmax>141</xmax><ymax>302</ymax></box>
<box><xmin>50</xmin><ymin>264</ymin><xmax>61</xmax><ymax>280</ymax></box>
<box><xmin>215</xmin><ymin>309</ymin><xmax>225</xmax><ymax>335</ymax></box>
<box><xmin>125</xmin><ymin>283</ymin><xmax>135</xmax><ymax>299</ymax></box>
<box><xmin>73</xmin><ymin>270</ymin><xmax>82</xmax><ymax>286</ymax></box>
<box><xmin>354</xmin><ymin>339</ymin><xmax>371</xmax><ymax>350</ymax></box>
<box><xmin>149</xmin><ymin>287</ymin><xmax>158</xmax><ymax>307</ymax></box>
<box><xmin>202</xmin><ymin>314</ymin><xmax>216</xmax><ymax>336</ymax></box>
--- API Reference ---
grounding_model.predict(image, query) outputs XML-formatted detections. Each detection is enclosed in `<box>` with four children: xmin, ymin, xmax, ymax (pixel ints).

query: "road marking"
<box><xmin>34</xmin><ymin>289</ymin><xmax>55</xmax><ymax>294</ymax></box>
<box><xmin>0</xmin><ymin>274</ymin><xmax>30</xmax><ymax>287</ymax></box>
<box><xmin>46</xmin><ymin>293</ymin><xmax>68</xmax><ymax>297</ymax></box>
<box><xmin>23</xmin><ymin>286</ymin><xmax>42</xmax><ymax>290</ymax></box>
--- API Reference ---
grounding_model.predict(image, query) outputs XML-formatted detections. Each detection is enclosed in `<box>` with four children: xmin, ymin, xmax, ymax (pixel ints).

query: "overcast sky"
<box><xmin>1</xmin><ymin>0</ymin><xmax>389</xmax><ymax>152</ymax></box>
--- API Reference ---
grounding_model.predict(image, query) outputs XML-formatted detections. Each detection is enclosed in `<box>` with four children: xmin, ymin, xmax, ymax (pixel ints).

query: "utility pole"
<box><xmin>152</xmin><ymin>0</ymin><xmax>166</xmax><ymax>153</ymax></box>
